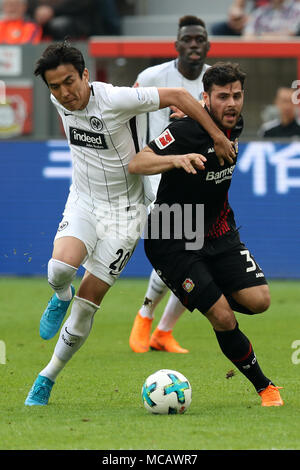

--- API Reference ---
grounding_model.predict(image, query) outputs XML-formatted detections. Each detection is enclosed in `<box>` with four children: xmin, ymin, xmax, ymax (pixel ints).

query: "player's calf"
<box><xmin>203</xmin><ymin>294</ymin><xmax>279</xmax><ymax>402</ymax></box>
<box><xmin>54</xmin><ymin>296</ymin><xmax>99</xmax><ymax>362</ymax></box>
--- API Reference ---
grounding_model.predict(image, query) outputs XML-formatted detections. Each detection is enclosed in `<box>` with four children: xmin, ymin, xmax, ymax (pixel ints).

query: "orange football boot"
<box><xmin>129</xmin><ymin>312</ymin><xmax>153</xmax><ymax>353</ymax></box>
<box><xmin>259</xmin><ymin>385</ymin><xmax>284</xmax><ymax>407</ymax></box>
<box><xmin>150</xmin><ymin>328</ymin><xmax>189</xmax><ymax>353</ymax></box>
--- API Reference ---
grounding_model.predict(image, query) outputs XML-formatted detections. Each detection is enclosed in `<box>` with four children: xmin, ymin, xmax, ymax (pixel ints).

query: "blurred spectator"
<box><xmin>27</xmin><ymin>0</ymin><xmax>94</xmax><ymax>39</ymax></box>
<box><xmin>211</xmin><ymin>0</ymin><xmax>270</xmax><ymax>36</ymax></box>
<box><xmin>0</xmin><ymin>0</ymin><xmax>42</xmax><ymax>43</ymax></box>
<box><xmin>243</xmin><ymin>0</ymin><xmax>300</xmax><ymax>37</ymax></box>
<box><xmin>258</xmin><ymin>87</ymin><xmax>300</xmax><ymax>137</ymax></box>
<box><xmin>91</xmin><ymin>0</ymin><xmax>121</xmax><ymax>35</ymax></box>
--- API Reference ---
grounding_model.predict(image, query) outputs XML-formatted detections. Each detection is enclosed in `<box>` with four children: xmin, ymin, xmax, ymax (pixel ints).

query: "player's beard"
<box><xmin>209</xmin><ymin>104</ymin><xmax>240</xmax><ymax>130</ymax></box>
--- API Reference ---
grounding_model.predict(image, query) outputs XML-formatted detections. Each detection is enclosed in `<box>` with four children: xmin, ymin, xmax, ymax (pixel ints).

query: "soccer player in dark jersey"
<box><xmin>128</xmin><ymin>62</ymin><xmax>284</xmax><ymax>407</ymax></box>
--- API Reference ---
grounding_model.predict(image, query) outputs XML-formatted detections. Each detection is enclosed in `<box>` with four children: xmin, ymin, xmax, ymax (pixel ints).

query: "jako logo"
<box><xmin>58</xmin><ymin>221</ymin><xmax>68</xmax><ymax>231</ymax></box>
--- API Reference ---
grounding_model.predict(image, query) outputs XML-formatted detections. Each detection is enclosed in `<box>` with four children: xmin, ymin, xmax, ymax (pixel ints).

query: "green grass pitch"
<box><xmin>0</xmin><ymin>277</ymin><xmax>299</xmax><ymax>450</ymax></box>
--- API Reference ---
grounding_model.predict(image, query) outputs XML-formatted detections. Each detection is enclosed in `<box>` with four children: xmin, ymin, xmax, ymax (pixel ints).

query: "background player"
<box><xmin>128</xmin><ymin>62</ymin><xmax>284</xmax><ymax>407</ymax></box>
<box><xmin>25</xmin><ymin>42</ymin><xmax>235</xmax><ymax>406</ymax></box>
<box><xmin>129</xmin><ymin>15</ymin><xmax>211</xmax><ymax>354</ymax></box>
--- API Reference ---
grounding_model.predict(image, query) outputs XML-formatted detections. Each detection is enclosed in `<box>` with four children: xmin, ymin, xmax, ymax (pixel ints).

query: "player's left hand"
<box><xmin>170</xmin><ymin>100</ymin><xmax>205</xmax><ymax>119</ymax></box>
<box><xmin>169</xmin><ymin>105</ymin><xmax>186</xmax><ymax>119</ymax></box>
<box><xmin>173</xmin><ymin>153</ymin><xmax>206</xmax><ymax>174</ymax></box>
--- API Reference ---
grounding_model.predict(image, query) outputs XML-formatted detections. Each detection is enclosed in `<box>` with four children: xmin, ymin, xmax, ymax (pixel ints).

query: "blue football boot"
<box><xmin>25</xmin><ymin>375</ymin><xmax>55</xmax><ymax>406</ymax></box>
<box><xmin>40</xmin><ymin>285</ymin><xmax>75</xmax><ymax>340</ymax></box>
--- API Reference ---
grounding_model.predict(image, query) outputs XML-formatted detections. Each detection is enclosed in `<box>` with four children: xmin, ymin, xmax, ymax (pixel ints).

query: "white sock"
<box><xmin>57</xmin><ymin>286</ymin><xmax>73</xmax><ymax>301</ymax></box>
<box><xmin>40</xmin><ymin>296</ymin><xmax>99</xmax><ymax>382</ymax></box>
<box><xmin>48</xmin><ymin>258</ymin><xmax>77</xmax><ymax>301</ymax></box>
<box><xmin>40</xmin><ymin>353</ymin><xmax>67</xmax><ymax>382</ymax></box>
<box><xmin>157</xmin><ymin>292</ymin><xmax>186</xmax><ymax>332</ymax></box>
<box><xmin>139</xmin><ymin>269</ymin><xmax>168</xmax><ymax>319</ymax></box>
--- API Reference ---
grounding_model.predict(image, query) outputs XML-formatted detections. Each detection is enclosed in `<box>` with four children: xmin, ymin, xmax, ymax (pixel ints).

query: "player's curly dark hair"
<box><xmin>178</xmin><ymin>15</ymin><xmax>206</xmax><ymax>31</ymax></box>
<box><xmin>34</xmin><ymin>39</ymin><xmax>86</xmax><ymax>85</ymax></box>
<box><xmin>203</xmin><ymin>62</ymin><xmax>246</xmax><ymax>93</ymax></box>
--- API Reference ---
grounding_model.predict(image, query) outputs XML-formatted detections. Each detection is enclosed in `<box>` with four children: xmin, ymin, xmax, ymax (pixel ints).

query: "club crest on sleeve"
<box><xmin>155</xmin><ymin>129</ymin><xmax>175</xmax><ymax>149</ymax></box>
<box><xmin>182</xmin><ymin>278</ymin><xmax>194</xmax><ymax>293</ymax></box>
<box><xmin>234</xmin><ymin>138</ymin><xmax>239</xmax><ymax>154</ymax></box>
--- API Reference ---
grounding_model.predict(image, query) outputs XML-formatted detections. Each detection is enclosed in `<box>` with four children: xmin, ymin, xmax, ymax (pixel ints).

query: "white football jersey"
<box><xmin>51</xmin><ymin>82</ymin><xmax>160</xmax><ymax>214</ymax></box>
<box><xmin>134</xmin><ymin>59</ymin><xmax>210</xmax><ymax>194</ymax></box>
<box><xmin>134</xmin><ymin>59</ymin><xmax>210</xmax><ymax>145</ymax></box>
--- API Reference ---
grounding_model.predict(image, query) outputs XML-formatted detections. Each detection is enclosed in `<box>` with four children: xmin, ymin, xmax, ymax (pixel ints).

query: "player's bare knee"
<box><xmin>249</xmin><ymin>285</ymin><xmax>271</xmax><ymax>313</ymax></box>
<box><xmin>251</xmin><ymin>291</ymin><xmax>271</xmax><ymax>314</ymax></box>
<box><xmin>215</xmin><ymin>313</ymin><xmax>237</xmax><ymax>330</ymax></box>
<box><xmin>205</xmin><ymin>297</ymin><xmax>236</xmax><ymax>330</ymax></box>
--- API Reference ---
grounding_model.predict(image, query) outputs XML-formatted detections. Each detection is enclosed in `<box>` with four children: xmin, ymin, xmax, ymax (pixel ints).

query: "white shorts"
<box><xmin>54</xmin><ymin>202</ymin><xmax>143</xmax><ymax>286</ymax></box>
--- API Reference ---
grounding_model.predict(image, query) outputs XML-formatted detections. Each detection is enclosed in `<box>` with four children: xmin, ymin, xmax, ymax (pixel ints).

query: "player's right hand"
<box><xmin>213</xmin><ymin>134</ymin><xmax>236</xmax><ymax>166</ymax></box>
<box><xmin>173</xmin><ymin>153</ymin><xmax>206</xmax><ymax>174</ymax></box>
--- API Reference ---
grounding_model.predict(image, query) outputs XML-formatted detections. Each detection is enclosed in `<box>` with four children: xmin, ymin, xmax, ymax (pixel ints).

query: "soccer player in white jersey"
<box><xmin>129</xmin><ymin>16</ymin><xmax>211</xmax><ymax>354</ymax></box>
<box><xmin>24</xmin><ymin>41</ymin><xmax>235</xmax><ymax>406</ymax></box>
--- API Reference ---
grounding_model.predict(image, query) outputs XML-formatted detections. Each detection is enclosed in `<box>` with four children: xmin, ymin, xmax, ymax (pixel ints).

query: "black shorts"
<box><xmin>144</xmin><ymin>229</ymin><xmax>267</xmax><ymax>314</ymax></box>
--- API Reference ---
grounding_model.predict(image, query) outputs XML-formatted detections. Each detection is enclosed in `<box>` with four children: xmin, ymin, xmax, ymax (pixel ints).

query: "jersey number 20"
<box><xmin>109</xmin><ymin>249</ymin><xmax>132</xmax><ymax>275</ymax></box>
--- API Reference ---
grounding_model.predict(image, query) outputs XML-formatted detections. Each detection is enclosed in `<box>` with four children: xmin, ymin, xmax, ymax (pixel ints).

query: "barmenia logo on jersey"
<box><xmin>70</xmin><ymin>127</ymin><xmax>108</xmax><ymax>149</ymax></box>
<box><xmin>206</xmin><ymin>164</ymin><xmax>236</xmax><ymax>184</ymax></box>
<box><xmin>155</xmin><ymin>129</ymin><xmax>175</xmax><ymax>149</ymax></box>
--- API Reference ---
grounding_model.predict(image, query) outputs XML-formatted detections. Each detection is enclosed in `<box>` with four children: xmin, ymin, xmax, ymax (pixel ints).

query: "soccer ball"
<box><xmin>142</xmin><ymin>369</ymin><xmax>192</xmax><ymax>415</ymax></box>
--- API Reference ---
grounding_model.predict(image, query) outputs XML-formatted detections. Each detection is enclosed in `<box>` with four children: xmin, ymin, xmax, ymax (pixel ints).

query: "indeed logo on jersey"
<box><xmin>206</xmin><ymin>164</ymin><xmax>236</xmax><ymax>184</ymax></box>
<box><xmin>70</xmin><ymin>127</ymin><xmax>108</xmax><ymax>149</ymax></box>
<box><xmin>155</xmin><ymin>129</ymin><xmax>175</xmax><ymax>149</ymax></box>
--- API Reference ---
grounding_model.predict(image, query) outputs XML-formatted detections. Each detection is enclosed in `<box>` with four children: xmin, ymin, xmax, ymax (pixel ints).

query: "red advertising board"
<box><xmin>0</xmin><ymin>80</ymin><xmax>33</xmax><ymax>137</ymax></box>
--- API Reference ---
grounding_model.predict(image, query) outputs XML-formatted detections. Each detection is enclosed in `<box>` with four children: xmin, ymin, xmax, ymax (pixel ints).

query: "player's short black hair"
<box><xmin>34</xmin><ymin>40</ymin><xmax>86</xmax><ymax>85</ymax></box>
<box><xmin>203</xmin><ymin>62</ymin><xmax>246</xmax><ymax>93</ymax></box>
<box><xmin>178</xmin><ymin>15</ymin><xmax>206</xmax><ymax>31</ymax></box>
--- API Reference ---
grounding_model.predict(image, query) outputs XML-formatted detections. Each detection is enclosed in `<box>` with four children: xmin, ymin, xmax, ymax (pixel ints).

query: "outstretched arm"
<box><xmin>128</xmin><ymin>146</ymin><xmax>206</xmax><ymax>176</ymax></box>
<box><xmin>158</xmin><ymin>87</ymin><xmax>236</xmax><ymax>166</ymax></box>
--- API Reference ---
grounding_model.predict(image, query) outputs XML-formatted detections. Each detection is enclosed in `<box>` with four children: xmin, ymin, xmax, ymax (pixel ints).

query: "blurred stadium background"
<box><xmin>1</xmin><ymin>0</ymin><xmax>300</xmax><ymax>280</ymax></box>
